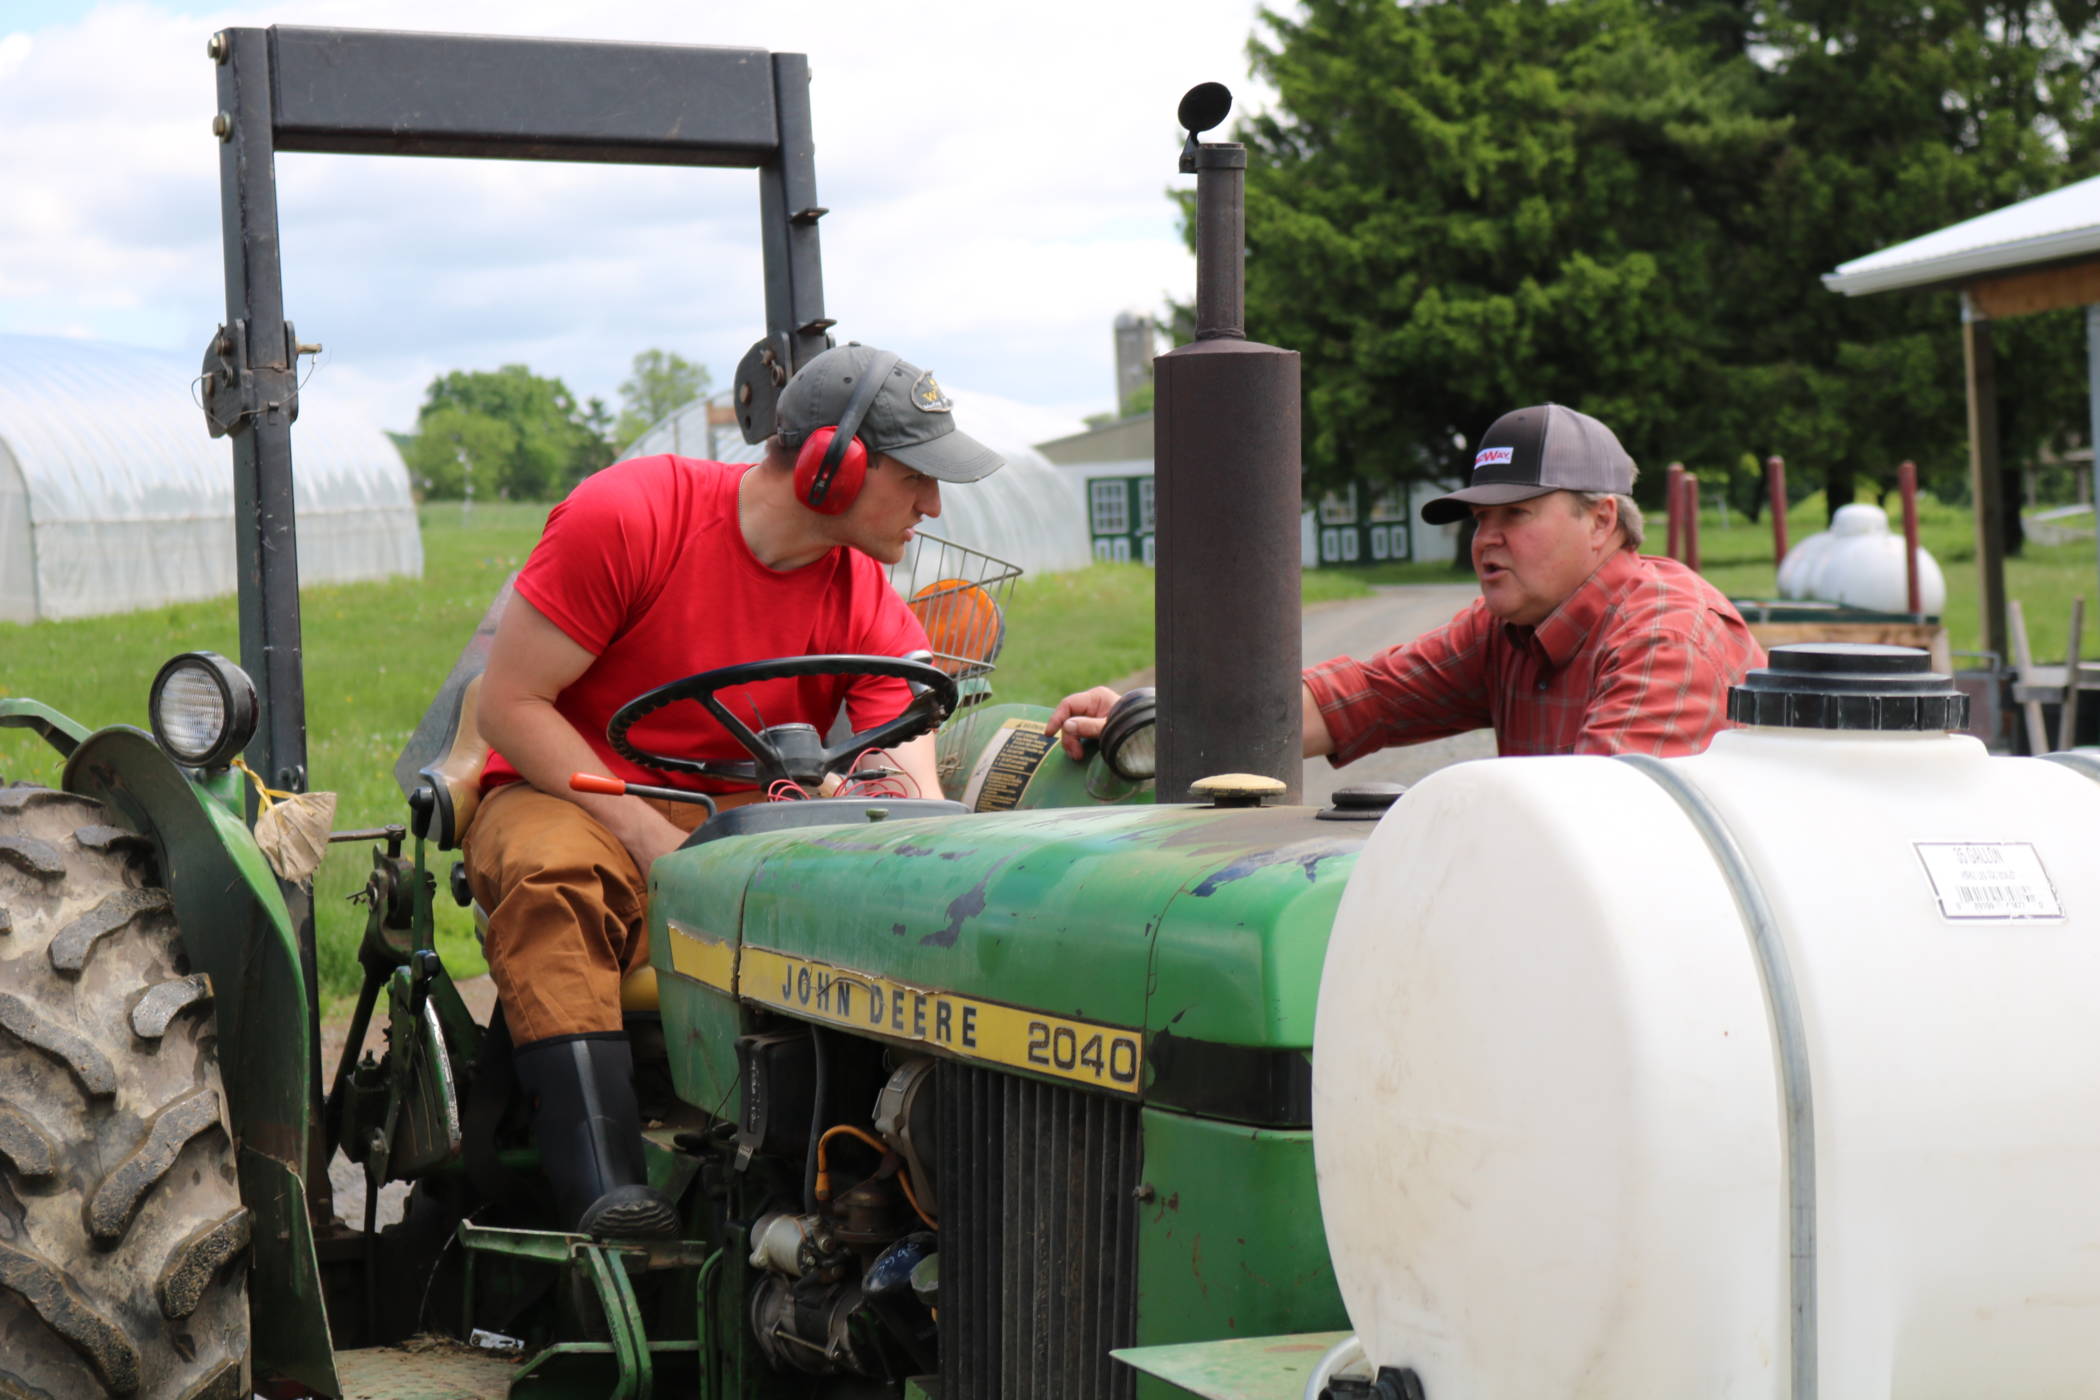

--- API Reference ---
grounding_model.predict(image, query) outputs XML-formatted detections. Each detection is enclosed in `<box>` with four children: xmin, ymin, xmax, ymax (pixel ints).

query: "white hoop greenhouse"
<box><xmin>624</xmin><ymin>385</ymin><xmax>1092</xmax><ymax>579</ymax></box>
<box><xmin>0</xmin><ymin>334</ymin><xmax>421</xmax><ymax>623</ymax></box>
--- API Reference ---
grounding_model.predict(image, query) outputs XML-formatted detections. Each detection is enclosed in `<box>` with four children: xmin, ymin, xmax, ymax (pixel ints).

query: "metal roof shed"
<box><xmin>0</xmin><ymin>333</ymin><xmax>420</xmax><ymax>622</ymax></box>
<box><xmin>1824</xmin><ymin>174</ymin><xmax>2100</xmax><ymax>663</ymax></box>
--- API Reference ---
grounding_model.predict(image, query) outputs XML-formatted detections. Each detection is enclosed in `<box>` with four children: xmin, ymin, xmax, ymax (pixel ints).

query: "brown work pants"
<box><xmin>461</xmin><ymin>783</ymin><xmax>758</xmax><ymax>1046</ymax></box>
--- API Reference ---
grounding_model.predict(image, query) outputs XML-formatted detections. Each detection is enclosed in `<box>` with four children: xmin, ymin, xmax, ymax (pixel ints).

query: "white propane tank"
<box><xmin>1776</xmin><ymin>503</ymin><xmax>1944</xmax><ymax>613</ymax></box>
<box><xmin>1313</xmin><ymin>645</ymin><xmax>2100</xmax><ymax>1399</ymax></box>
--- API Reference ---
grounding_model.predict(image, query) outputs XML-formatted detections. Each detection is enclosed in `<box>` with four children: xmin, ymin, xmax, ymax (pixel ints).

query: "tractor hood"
<box><xmin>648</xmin><ymin>801</ymin><xmax>1366</xmax><ymax>1128</ymax></box>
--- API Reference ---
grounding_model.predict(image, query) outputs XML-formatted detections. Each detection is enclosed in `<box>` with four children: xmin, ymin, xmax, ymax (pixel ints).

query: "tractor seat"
<box><xmin>620</xmin><ymin>966</ymin><xmax>660</xmax><ymax>1013</ymax></box>
<box><xmin>395</xmin><ymin>578</ymin><xmax>513</xmax><ymax>851</ymax></box>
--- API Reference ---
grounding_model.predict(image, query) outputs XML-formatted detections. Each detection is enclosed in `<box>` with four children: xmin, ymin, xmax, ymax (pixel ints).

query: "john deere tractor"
<box><xmin>0</xmin><ymin>26</ymin><xmax>1350</xmax><ymax>1399</ymax></box>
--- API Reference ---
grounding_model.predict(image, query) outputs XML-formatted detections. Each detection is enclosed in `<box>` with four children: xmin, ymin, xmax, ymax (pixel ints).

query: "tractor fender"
<box><xmin>63</xmin><ymin>725</ymin><xmax>340</xmax><ymax>1396</ymax></box>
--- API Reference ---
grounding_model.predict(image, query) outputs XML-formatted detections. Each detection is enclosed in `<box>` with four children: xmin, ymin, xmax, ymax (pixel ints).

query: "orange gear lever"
<box><xmin>568</xmin><ymin>770</ymin><xmax>719</xmax><ymax>817</ymax></box>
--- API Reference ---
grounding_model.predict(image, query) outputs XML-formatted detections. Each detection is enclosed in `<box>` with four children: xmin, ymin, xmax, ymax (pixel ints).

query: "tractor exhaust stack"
<box><xmin>1154</xmin><ymin>84</ymin><xmax>1304</xmax><ymax>803</ymax></box>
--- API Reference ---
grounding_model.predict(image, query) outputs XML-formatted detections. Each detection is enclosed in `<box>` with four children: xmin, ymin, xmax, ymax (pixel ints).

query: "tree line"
<box><xmin>1232</xmin><ymin>0</ymin><xmax>2100</xmax><ymax>546</ymax></box>
<box><xmin>402</xmin><ymin>349</ymin><xmax>710</xmax><ymax>501</ymax></box>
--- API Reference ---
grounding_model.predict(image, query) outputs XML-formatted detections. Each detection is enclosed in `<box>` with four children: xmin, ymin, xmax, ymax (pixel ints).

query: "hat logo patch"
<box><xmin>1474</xmin><ymin>446</ymin><xmax>1514</xmax><ymax>472</ymax></box>
<box><xmin>911</xmin><ymin>371</ymin><xmax>953</xmax><ymax>414</ymax></box>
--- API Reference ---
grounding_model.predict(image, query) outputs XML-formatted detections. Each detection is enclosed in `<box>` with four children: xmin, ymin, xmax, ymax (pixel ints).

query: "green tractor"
<box><xmin>0</xmin><ymin>26</ymin><xmax>1352</xmax><ymax>1400</ymax></box>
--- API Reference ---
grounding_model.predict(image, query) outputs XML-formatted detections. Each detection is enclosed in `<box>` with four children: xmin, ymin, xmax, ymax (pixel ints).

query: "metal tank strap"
<box><xmin>1619</xmin><ymin>753</ymin><xmax>1818</xmax><ymax>1400</ymax></box>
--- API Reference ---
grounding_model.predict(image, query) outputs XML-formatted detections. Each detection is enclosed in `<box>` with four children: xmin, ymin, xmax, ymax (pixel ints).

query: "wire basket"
<box><xmin>889</xmin><ymin>533</ymin><xmax>1022</xmax><ymax>790</ymax></box>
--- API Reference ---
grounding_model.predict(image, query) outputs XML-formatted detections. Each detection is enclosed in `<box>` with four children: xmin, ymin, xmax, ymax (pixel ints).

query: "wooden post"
<box><xmin>1684</xmin><ymin>473</ymin><xmax>1701</xmax><ymax>572</ymax></box>
<box><xmin>2060</xmin><ymin>598</ymin><xmax>2085</xmax><ymax>751</ymax></box>
<box><xmin>1897</xmin><ymin>459</ymin><xmax>1921</xmax><ymax>616</ymax></box>
<box><xmin>1665</xmin><ymin>462</ymin><xmax>1686</xmax><ymax>559</ymax></box>
<box><xmin>1963</xmin><ymin>293</ymin><xmax>2009</xmax><ymax>663</ymax></box>
<box><xmin>2010</xmin><ymin>598</ymin><xmax>2047</xmax><ymax>754</ymax></box>
<box><xmin>1767</xmin><ymin>455</ymin><xmax>1788</xmax><ymax>566</ymax></box>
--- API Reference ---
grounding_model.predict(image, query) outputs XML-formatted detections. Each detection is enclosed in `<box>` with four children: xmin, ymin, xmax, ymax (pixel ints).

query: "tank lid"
<box><xmin>1316</xmin><ymin>782</ymin><xmax>1406</xmax><ymax>821</ymax></box>
<box><xmin>1189</xmin><ymin>772</ymin><xmax>1287</xmax><ymax>808</ymax></box>
<box><xmin>1727</xmin><ymin>642</ymin><xmax>1969</xmax><ymax>731</ymax></box>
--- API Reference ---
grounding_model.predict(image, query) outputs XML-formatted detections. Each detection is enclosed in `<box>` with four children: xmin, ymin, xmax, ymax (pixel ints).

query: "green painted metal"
<box><xmin>1114</xmin><ymin>1331</ymin><xmax>1350</xmax><ymax>1400</ymax></box>
<box><xmin>934</xmin><ymin>701</ymin><xmax>1154</xmax><ymax>810</ymax></box>
<box><xmin>61</xmin><ymin>725</ymin><xmax>338</xmax><ymax>1395</ymax></box>
<box><xmin>652</xmin><ymin>802</ymin><xmax>1361</xmax><ymax>1112</ymax></box>
<box><xmin>1134</xmin><ymin>1110</ymin><xmax>1344</xmax><ymax>1367</ymax></box>
<box><xmin>0</xmin><ymin>695</ymin><xmax>90</xmax><ymax>756</ymax></box>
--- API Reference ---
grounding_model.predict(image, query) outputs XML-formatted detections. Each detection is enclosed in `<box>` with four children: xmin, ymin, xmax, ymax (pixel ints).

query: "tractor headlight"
<box><xmin>148</xmin><ymin>652</ymin><xmax>257</xmax><ymax>771</ymax></box>
<box><xmin>1099</xmin><ymin>686</ymin><xmax>1158</xmax><ymax>783</ymax></box>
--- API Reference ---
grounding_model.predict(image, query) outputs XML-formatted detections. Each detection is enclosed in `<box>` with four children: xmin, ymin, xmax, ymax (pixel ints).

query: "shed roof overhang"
<box><xmin>1824</xmin><ymin>172</ymin><xmax>2100</xmax><ymax>301</ymax></box>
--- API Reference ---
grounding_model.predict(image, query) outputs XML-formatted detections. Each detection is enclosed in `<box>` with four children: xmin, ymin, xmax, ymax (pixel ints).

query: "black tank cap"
<box><xmin>1315</xmin><ymin>782</ymin><xmax>1406</xmax><ymax>821</ymax></box>
<box><xmin>1727</xmin><ymin>642</ymin><xmax>1968</xmax><ymax>732</ymax></box>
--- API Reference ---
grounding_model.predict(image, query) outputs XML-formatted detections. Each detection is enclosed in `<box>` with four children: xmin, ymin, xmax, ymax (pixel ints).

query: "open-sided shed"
<box><xmin>1825</xmin><ymin>175</ymin><xmax>2100</xmax><ymax>663</ymax></box>
<box><xmin>0</xmin><ymin>333</ymin><xmax>420</xmax><ymax>622</ymax></box>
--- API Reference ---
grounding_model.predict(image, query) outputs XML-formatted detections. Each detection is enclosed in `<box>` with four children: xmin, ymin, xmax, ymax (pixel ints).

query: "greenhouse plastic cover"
<box><xmin>0</xmin><ymin>334</ymin><xmax>421</xmax><ymax>623</ymax></box>
<box><xmin>624</xmin><ymin>384</ymin><xmax>1092</xmax><ymax>579</ymax></box>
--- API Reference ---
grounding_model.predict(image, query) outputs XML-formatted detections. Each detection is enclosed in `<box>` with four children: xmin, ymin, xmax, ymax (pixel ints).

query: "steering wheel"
<box><xmin>606</xmin><ymin>654</ymin><xmax>960</xmax><ymax>792</ymax></box>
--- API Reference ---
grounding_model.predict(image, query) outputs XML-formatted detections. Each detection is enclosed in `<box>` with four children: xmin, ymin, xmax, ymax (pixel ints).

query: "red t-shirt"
<box><xmin>482</xmin><ymin>455</ymin><xmax>931</xmax><ymax>794</ymax></box>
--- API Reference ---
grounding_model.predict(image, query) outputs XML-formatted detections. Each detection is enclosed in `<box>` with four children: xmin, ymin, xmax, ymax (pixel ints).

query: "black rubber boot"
<box><xmin>513</xmin><ymin>1033</ymin><xmax>678</xmax><ymax>1240</ymax></box>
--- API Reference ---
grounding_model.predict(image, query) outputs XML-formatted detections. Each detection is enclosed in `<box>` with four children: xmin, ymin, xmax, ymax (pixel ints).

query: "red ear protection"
<box><xmin>792</xmin><ymin>350</ymin><xmax>901</xmax><ymax>516</ymax></box>
<box><xmin>794</xmin><ymin>427</ymin><xmax>869</xmax><ymax>516</ymax></box>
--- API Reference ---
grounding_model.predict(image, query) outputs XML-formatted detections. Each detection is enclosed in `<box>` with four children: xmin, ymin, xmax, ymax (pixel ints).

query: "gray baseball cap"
<box><xmin>777</xmin><ymin>343</ymin><xmax>1004</xmax><ymax>484</ymax></box>
<box><xmin>1420</xmin><ymin>404</ymin><xmax>1636</xmax><ymax>525</ymax></box>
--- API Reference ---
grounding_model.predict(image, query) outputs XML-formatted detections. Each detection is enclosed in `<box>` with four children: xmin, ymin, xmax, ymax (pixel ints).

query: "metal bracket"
<box><xmin>199</xmin><ymin>318</ymin><xmax>304</xmax><ymax>438</ymax></box>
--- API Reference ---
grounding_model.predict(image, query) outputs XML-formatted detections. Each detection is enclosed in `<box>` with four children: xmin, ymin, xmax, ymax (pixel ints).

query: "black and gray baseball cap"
<box><xmin>1420</xmin><ymin>404</ymin><xmax>1636</xmax><ymax>525</ymax></box>
<box><xmin>777</xmin><ymin>343</ymin><xmax>1004</xmax><ymax>483</ymax></box>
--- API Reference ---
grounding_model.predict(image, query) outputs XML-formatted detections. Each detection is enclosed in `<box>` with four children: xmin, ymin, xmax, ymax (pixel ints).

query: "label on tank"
<box><xmin>1913</xmin><ymin>842</ymin><xmax>2065</xmax><ymax>920</ymax></box>
<box><xmin>962</xmin><ymin>717</ymin><xmax>1056</xmax><ymax>811</ymax></box>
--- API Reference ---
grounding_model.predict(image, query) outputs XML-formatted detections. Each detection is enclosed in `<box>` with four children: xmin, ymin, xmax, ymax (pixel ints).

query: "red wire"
<box><xmin>767</xmin><ymin>779</ymin><xmax>809</xmax><ymax>802</ymax></box>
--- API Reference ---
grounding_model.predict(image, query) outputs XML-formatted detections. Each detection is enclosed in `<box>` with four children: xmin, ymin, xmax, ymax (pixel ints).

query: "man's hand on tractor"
<box><xmin>1046</xmin><ymin>686</ymin><xmax>1123</xmax><ymax>761</ymax></box>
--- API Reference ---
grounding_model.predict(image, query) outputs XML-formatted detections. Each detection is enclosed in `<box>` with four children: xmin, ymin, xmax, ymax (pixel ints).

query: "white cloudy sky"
<box><xmin>0</xmin><ymin>0</ymin><xmax>1278</xmax><ymax>439</ymax></box>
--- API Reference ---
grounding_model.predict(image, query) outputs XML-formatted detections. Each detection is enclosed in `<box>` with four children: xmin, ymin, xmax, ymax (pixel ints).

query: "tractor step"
<box><xmin>334</xmin><ymin>1338</ymin><xmax>522</xmax><ymax>1399</ymax></box>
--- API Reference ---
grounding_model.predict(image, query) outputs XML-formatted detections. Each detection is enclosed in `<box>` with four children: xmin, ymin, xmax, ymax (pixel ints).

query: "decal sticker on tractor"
<box><xmin>741</xmin><ymin>946</ymin><xmax>1143</xmax><ymax>1094</ymax></box>
<box><xmin>666</xmin><ymin>920</ymin><xmax>738</xmax><ymax>988</ymax></box>
<box><xmin>962</xmin><ymin>716</ymin><xmax>1057</xmax><ymax>811</ymax></box>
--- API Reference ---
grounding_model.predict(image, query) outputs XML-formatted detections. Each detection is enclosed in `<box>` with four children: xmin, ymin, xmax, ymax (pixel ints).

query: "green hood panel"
<box><xmin>650</xmin><ymin>801</ymin><xmax>1364</xmax><ymax>1121</ymax></box>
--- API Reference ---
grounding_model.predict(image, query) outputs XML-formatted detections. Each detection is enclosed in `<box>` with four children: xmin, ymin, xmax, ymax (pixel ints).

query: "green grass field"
<box><xmin>5</xmin><ymin>491</ymin><xmax>2094</xmax><ymax>1004</ymax></box>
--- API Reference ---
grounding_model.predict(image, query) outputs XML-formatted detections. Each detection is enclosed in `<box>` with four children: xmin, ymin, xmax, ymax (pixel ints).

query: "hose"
<box><xmin>801</xmin><ymin>1025</ymin><xmax>827</xmax><ymax>1215</ymax></box>
<box><xmin>1303</xmin><ymin>1333</ymin><xmax>1366</xmax><ymax>1400</ymax></box>
<box><xmin>816</xmin><ymin>1123</ymin><xmax>938</xmax><ymax>1231</ymax></box>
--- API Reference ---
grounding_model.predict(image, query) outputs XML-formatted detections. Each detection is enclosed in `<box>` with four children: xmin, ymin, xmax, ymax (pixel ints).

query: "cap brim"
<box><xmin>886</xmin><ymin>427</ymin><xmax>1004</xmax><ymax>483</ymax></box>
<box><xmin>1419</xmin><ymin>482</ymin><xmax>1556</xmax><ymax>525</ymax></box>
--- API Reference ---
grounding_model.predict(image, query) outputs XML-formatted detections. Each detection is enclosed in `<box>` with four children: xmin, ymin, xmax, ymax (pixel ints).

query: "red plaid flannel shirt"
<box><xmin>1303</xmin><ymin>549</ymin><xmax>1765</xmax><ymax>762</ymax></box>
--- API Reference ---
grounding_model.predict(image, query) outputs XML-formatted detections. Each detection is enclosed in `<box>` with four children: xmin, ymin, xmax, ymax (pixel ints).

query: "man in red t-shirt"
<box><xmin>1049</xmin><ymin>403</ymin><xmax>1761</xmax><ymax>769</ymax></box>
<box><xmin>464</xmin><ymin>343</ymin><xmax>1002</xmax><ymax>1238</ymax></box>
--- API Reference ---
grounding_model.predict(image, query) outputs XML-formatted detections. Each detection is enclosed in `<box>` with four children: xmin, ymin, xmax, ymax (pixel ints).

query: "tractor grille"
<box><xmin>938</xmin><ymin>1062</ymin><xmax>1142</xmax><ymax>1399</ymax></box>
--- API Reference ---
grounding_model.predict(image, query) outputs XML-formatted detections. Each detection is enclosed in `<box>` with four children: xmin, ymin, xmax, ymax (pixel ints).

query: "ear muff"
<box><xmin>793</xmin><ymin>351</ymin><xmax>902</xmax><ymax>515</ymax></box>
<box><xmin>793</xmin><ymin>427</ymin><xmax>867</xmax><ymax>515</ymax></box>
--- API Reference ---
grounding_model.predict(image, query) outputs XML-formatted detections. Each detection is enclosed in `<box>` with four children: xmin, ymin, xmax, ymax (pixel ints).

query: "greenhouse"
<box><xmin>624</xmin><ymin>385</ymin><xmax>1092</xmax><ymax>579</ymax></box>
<box><xmin>0</xmin><ymin>334</ymin><xmax>421</xmax><ymax>623</ymax></box>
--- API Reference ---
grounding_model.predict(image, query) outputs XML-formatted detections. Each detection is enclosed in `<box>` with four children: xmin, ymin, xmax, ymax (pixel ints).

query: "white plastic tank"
<box><xmin>1776</xmin><ymin>503</ymin><xmax>1944</xmax><ymax>613</ymax></box>
<box><xmin>1313</xmin><ymin>644</ymin><xmax>2100</xmax><ymax>1398</ymax></box>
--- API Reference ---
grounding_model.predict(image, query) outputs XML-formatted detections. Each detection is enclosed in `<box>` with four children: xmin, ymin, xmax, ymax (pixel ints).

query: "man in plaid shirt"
<box><xmin>1050</xmin><ymin>403</ymin><xmax>1763</xmax><ymax>765</ymax></box>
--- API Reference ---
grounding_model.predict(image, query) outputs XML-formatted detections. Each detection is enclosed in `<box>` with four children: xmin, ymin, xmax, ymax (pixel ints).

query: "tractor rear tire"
<box><xmin>0</xmin><ymin>782</ymin><xmax>250</xmax><ymax>1398</ymax></box>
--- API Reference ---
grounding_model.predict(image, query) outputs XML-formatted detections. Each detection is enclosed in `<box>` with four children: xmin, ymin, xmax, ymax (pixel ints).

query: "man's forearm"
<box><xmin>480</xmin><ymin>694</ymin><xmax>680</xmax><ymax>855</ymax></box>
<box><xmin>1301</xmin><ymin>683</ymin><xmax>1336</xmax><ymax>758</ymax></box>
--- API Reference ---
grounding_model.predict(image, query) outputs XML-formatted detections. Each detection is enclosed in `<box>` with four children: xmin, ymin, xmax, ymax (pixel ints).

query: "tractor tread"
<box><xmin>0</xmin><ymin>1239</ymin><xmax>141</xmax><ymax>1394</ymax></box>
<box><xmin>51</xmin><ymin>889</ymin><xmax>173</xmax><ymax>975</ymax></box>
<box><xmin>72</xmin><ymin>826</ymin><xmax>155</xmax><ymax>861</ymax></box>
<box><xmin>173</xmin><ymin>1360</ymin><xmax>246</xmax><ymax>1400</ymax></box>
<box><xmin>131</xmin><ymin>976</ymin><xmax>214</xmax><ymax>1041</ymax></box>
<box><xmin>0</xmin><ymin>1105</ymin><xmax>59</xmax><ymax>1179</ymax></box>
<box><xmin>0</xmin><ymin>993</ymin><xmax>117</xmax><ymax>1096</ymax></box>
<box><xmin>0</xmin><ymin>784</ymin><xmax>248</xmax><ymax>1398</ymax></box>
<box><xmin>0</xmin><ymin>837</ymin><xmax>65</xmax><ymax>879</ymax></box>
<box><xmin>88</xmin><ymin>1089</ymin><xmax>223</xmax><ymax>1244</ymax></box>
<box><xmin>0</xmin><ymin>1368</ymin><xmax>59</xmax><ymax>1400</ymax></box>
<box><xmin>157</xmin><ymin>1208</ymin><xmax>250</xmax><ymax>1321</ymax></box>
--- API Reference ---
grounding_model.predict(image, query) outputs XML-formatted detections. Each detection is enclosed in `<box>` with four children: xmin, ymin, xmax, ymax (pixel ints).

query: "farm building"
<box><xmin>0</xmin><ymin>333</ymin><xmax>420</xmax><ymax>623</ymax></box>
<box><xmin>624</xmin><ymin>385</ymin><xmax>1092</xmax><ymax>578</ymax></box>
